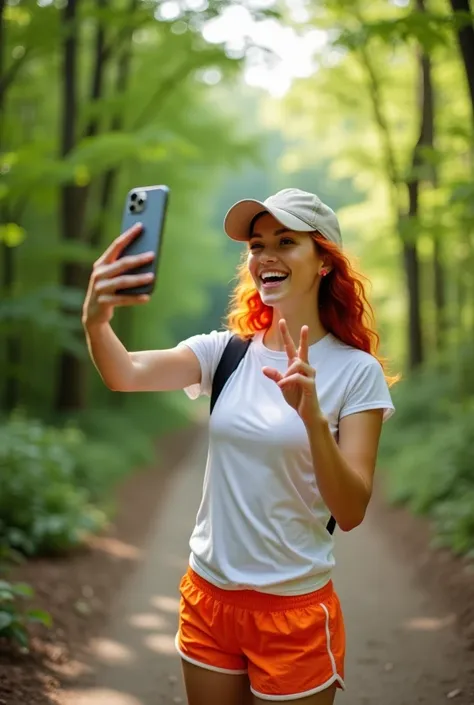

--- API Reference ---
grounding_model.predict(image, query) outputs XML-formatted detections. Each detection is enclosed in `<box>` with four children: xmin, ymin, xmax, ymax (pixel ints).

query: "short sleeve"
<box><xmin>339</xmin><ymin>357</ymin><xmax>395</xmax><ymax>423</ymax></box>
<box><xmin>177</xmin><ymin>329</ymin><xmax>232</xmax><ymax>400</ymax></box>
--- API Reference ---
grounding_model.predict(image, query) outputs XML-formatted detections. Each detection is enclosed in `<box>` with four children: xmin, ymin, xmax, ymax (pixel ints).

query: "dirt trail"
<box><xmin>60</xmin><ymin>433</ymin><xmax>474</xmax><ymax>705</ymax></box>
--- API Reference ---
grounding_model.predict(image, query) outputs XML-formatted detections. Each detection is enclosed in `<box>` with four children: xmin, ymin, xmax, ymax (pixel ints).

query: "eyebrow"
<box><xmin>249</xmin><ymin>227</ymin><xmax>290</xmax><ymax>240</ymax></box>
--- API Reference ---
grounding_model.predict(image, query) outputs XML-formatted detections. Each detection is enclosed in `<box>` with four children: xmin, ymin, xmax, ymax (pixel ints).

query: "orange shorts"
<box><xmin>176</xmin><ymin>567</ymin><xmax>346</xmax><ymax>701</ymax></box>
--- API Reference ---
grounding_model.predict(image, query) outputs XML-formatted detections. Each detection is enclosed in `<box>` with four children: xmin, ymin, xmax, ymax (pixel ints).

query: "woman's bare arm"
<box><xmin>84</xmin><ymin>322</ymin><xmax>200</xmax><ymax>392</ymax></box>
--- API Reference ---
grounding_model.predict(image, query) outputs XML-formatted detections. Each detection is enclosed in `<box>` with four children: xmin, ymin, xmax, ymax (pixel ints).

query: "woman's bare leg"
<box><xmin>181</xmin><ymin>659</ymin><xmax>252</xmax><ymax>705</ymax></box>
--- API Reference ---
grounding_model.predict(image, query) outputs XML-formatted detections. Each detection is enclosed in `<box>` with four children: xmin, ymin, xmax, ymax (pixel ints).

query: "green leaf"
<box><xmin>10</xmin><ymin>624</ymin><xmax>29</xmax><ymax>648</ymax></box>
<box><xmin>0</xmin><ymin>612</ymin><xmax>14</xmax><ymax>631</ymax></box>
<box><xmin>0</xmin><ymin>580</ymin><xmax>14</xmax><ymax>592</ymax></box>
<box><xmin>12</xmin><ymin>583</ymin><xmax>35</xmax><ymax>599</ymax></box>
<box><xmin>26</xmin><ymin>609</ymin><xmax>53</xmax><ymax>628</ymax></box>
<box><xmin>74</xmin><ymin>165</ymin><xmax>90</xmax><ymax>187</ymax></box>
<box><xmin>0</xmin><ymin>223</ymin><xmax>26</xmax><ymax>247</ymax></box>
<box><xmin>4</xmin><ymin>6</ymin><xmax>31</xmax><ymax>26</ymax></box>
<box><xmin>0</xmin><ymin>591</ymin><xmax>15</xmax><ymax>602</ymax></box>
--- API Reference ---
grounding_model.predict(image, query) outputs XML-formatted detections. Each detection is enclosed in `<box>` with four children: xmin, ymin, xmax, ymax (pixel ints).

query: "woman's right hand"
<box><xmin>82</xmin><ymin>223</ymin><xmax>155</xmax><ymax>328</ymax></box>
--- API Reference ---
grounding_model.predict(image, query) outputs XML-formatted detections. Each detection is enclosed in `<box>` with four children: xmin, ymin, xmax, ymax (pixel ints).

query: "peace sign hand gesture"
<box><xmin>262</xmin><ymin>319</ymin><xmax>322</xmax><ymax>427</ymax></box>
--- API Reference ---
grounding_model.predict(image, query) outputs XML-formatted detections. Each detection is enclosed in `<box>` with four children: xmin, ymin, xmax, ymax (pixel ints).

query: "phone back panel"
<box><xmin>117</xmin><ymin>185</ymin><xmax>169</xmax><ymax>295</ymax></box>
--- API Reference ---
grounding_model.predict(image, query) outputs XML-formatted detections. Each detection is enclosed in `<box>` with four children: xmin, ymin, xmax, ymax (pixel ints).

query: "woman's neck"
<box><xmin>263</xmin><ymin>307</ymin><xmax>328</xmax><ymax>352</ymax></box>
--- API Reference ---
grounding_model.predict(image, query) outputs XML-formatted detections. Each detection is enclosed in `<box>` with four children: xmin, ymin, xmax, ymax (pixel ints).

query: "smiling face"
<box><xmin>247</xmin><ymin>212</ymin><xmax>324</xmax><ymax>311</ymax></box>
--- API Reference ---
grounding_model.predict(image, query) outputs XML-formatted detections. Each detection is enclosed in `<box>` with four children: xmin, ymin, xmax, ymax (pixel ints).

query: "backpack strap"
<box><xmin>210</xmin><ymin>333</ymin><xmax>336</xmax><ymax>535</ymax></box>
<box><xmin>326</xmin><ymin>515</ymin><xmax>336</xmax><ymax>535</ymax></box>
<box><xmin>210</xmin><ymin>335</ymin><xmax>252</xmax><ymax>414</ymax></box>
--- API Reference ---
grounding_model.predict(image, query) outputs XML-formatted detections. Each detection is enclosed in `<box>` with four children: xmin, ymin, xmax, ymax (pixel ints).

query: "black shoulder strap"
<box><xmin>326</xmin><ymin>515</ymin><xmax>336</xmax><ymax>535</ymax></box>
<box><xmin>210</xmin><ymin>335</ymin><xmax>251</xmax><ymax>414</ymax></box>
<box><xmin>209</xmin><ymin>333</ymin><xmax>336</xmax><ymax>535</ymax></box>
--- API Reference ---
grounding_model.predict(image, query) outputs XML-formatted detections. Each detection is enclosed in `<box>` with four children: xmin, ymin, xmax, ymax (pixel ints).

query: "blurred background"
<box><xmin>1</xmin><ymin>0</ymin><xmax>473</xmax><ymax>580</ymax></box>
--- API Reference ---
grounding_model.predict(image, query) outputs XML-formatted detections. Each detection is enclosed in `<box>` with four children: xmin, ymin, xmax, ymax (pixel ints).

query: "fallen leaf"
<box><xmin>447</xmin><ymin>689</ymin><xmax>462</xmax><ymax>699</ymax></box>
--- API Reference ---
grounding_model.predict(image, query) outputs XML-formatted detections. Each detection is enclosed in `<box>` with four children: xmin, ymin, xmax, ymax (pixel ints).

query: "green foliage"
<box><xmin>0</xmin><ymin>579</ymin><xmax>52</xmax><ymax>649</ymax></box>
<box><xmin>432</xmin><ymin>492</ymin><xmax>474</xmax><ymax>556</ymax></box>
<box><xmin>0</xmin><ymin>223</ymin><xmax>26</xmax><ymax>247</ymax></box>
<box><xmin>0</xmin><ymin>545</ymin><xmax>52</xmax><ymax>648</ymax></box>
<box><xmin>335</xmin><ymin>10</ymin><xmax>457</xmax><ymax>53</ymax></box>
<box><xmin>0</xmin><ymin>389</ymin><xmax>191</xmax><ymax>557</ymax></box>
<box><xmin>0</xmin><ymin>415</ymin><xmax>108</xmax><ymax>555</ymax></box>
<box><xmin>380</xmin><ymin>355</ymin><xmax>474</xmax><ymax>557</ymax></box>
<box><xmin>0</xmin><ymin>286</ymin><xmax>86</xmax><ymax>363</ymax></box>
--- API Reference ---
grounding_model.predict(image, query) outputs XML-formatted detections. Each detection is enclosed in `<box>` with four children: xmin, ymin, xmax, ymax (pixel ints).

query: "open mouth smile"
<box><xmin>259</xmin><ymin>270</ymin><xmax>289</xmax><ymax>289</ymax></box>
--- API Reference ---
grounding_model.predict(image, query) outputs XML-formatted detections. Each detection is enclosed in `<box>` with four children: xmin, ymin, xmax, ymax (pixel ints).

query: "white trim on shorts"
<box><xmin>175</xmin><ymin>633</ymin><xmax>248</xmax><ymax>676</ymax></box>
<box><xmin>251</xmin><ymin>673</ymin><xmax>345</xmax><ymax>701</ymax></box>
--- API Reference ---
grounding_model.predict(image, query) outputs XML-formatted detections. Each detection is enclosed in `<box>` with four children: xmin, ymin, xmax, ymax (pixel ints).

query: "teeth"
<box><xmin>260</xmin><ymin>271</ymin><xmax>288</xmax><ymax>281</ymax></box>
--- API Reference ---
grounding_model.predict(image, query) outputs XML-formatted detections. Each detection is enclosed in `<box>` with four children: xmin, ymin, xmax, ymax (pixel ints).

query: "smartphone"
<box><xmin>116</xmin><ymin>184</ymin><xmax>169</xmax><ymax>295</ymax></box>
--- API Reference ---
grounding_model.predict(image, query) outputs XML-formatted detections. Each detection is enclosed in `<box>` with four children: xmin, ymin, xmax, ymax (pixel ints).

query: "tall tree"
<box><xmin>0</xmin><ymin>0</ymin><xmax>21</xmax><ymax>410</ymax></box>
<box><xmin>405</xmin><ymin>0</ymin><xmax>445</xmax><ymax>357</ymax></box>
<box><xmin>56</xmin><ymin>0</ymin><xmax>86</xmax><ymax>411</ymax></box>
<box><xmin>357</xmin><ymin>39</ymin><xmax>424</xmax><ymax>367</ymax></box>
<box><xmin>450</xmin><ymin>0</ymin><xmax>474</xmax><ymax>118</ymax></box>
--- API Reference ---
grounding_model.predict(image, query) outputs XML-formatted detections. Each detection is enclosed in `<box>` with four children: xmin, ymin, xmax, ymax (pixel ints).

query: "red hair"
<box><xmin>226</xmin><ymin>233</ymin><xmax>397</xmax><ymax>386</ymax></box>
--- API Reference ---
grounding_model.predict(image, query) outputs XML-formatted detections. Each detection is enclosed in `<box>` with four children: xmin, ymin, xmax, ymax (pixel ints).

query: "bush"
<box><xmin>0</xmin><ymin>545</ymin><xmax>52</xmax><ymax>648</ymax></box>
<box><xmin>380</xmin><ymin>358</ymin><xmax>474</xmax><ymax>558</ymax></box>
<box><xmin>0</xmin><ymin>393</ymin><xmax>192</xmax><ymax>557</ymax></box>
<box><xmin>0</xmin><ymin>416</ymin><xmax>108</xmax><ymax>555</ymax></box>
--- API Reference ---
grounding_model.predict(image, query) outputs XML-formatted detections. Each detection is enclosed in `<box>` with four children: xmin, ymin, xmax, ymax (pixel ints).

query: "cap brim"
<box><xmin>224</xmin><ymin>199</ymin><xmax>315</xmax><ymax>241</ymax></box>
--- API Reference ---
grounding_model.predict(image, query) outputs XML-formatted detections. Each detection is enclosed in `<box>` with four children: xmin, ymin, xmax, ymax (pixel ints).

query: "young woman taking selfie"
<box><xmin>83</xmin><ymin>188</ymin><xmax>395</xmax><ymax>705</ymax></box>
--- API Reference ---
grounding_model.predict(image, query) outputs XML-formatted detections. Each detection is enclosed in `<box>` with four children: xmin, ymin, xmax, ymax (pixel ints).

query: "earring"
<box><xmin>321</xmin><ymin>268</ymin><xmax>328</xmax><ymax>277</ymax></box>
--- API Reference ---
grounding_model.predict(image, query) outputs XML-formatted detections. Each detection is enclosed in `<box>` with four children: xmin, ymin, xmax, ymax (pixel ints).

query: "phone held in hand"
<box><xmin>116</xmin><ymin>184</ymin><xmax>170</xmax><ymax>295</ymax></box>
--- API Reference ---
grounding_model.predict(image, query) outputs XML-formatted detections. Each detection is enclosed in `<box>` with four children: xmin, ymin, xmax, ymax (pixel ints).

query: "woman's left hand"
<box><xmin>262</xmin><ymin>319</ymin><xmax>323</xmax><ymax>427</ymax></box>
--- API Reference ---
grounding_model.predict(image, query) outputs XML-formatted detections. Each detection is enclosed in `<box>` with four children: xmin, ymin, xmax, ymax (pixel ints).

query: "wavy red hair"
<box><xmin>226</xmin><ymin>232</ymin><xmax>397</xmax><ymax>386</ymax></box>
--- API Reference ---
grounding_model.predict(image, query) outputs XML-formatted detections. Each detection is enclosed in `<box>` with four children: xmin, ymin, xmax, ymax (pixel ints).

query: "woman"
<box><xmin>83</xmin><ymin>187</ymin><xmax>395</xmax><ymax>705</ymax></box>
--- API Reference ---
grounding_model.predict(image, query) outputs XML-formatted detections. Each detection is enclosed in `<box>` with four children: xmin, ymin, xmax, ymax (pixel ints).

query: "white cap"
<box><xmin>224</xmin><ymin>188</ymin><xmax>342</xmax><ymax>247</ymax></box>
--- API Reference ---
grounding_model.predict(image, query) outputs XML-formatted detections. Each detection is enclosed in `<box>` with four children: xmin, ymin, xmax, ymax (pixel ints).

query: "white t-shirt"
<box><xmin>178</xmin><ymin>330</ymin><xmax>395</xmax><ymax>596</ymax></box>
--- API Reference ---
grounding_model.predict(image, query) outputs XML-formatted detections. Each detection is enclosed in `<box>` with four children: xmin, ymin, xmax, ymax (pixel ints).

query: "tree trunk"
<box><xmin>416</xmin><ymin>1</ymin><xmax>447</xmax><ymax>351</ymax></box>
<box><xmin>401</xmin><ymin>0</ymin><xmax>448</xmax><ymax>368</ymax></box>
<box><xmin>403</xmin><ymin>132</ymin><xmax>424</xmax><ymax>368</ymax></box>
<box><xmin>1</xmin><ymin>240</ymin><xmax>21</xmax><ymax>412</ymax></box>
<box><xmin>357</xmin><ymin>37</ymin><xmax>424</xmax><ymax>367</ymax></box>
<box><xmin>0</xmin><ymin>0</ymin><xmax>6</xmax><ymax>115</ymax></box>
<box><xmin>56</xmin><ymin>0</ymin><xmax>86</xmax><ymax>412</ymax></box>
<box><xmin>449</xmin><ymin>0</ymin><xmax>474</xmax><ymax>117</ymax></box>
<box><xmin>56</xmin><ymin>0</ymin><xmax>111</xmax><ymax>412</ymax></box>
<box><xmin>403</xmin><ymin>240</ymin><xmax>423</xmax><ymax>367</ymax></box>
<box><xmin>0</xmin><ymin>1</ymin><xmax>21</xmax><ymax>412</ymax></box>
<box><xmin>74</xmin><ymin>0</ymin><xmax>108</xmax><ymax>232</ymax></box>
<box><xmin>433</xmin><ymin>238</ymin><xmax>446</xmax><ymax>350</ymax></box>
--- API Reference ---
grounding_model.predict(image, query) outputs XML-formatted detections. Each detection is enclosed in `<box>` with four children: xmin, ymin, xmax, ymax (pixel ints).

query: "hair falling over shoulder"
<box><xmin>225</xmin><ymin>233</ymin><xmax>398</xmax><ymax>386</ymax></box>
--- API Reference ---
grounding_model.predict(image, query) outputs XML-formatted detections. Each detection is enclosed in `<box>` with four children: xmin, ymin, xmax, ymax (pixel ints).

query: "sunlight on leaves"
<box><xmin>0</xmin><ymin>224</ymin><xmax>26</xmax><ymax>248</ymax></box>
<box><xmin>4</xmin><ymin>6</ymin><xmax>31</xmax><ymax>26</ymax></box>
<box><xmin>74</xmin><ymin>165</ymin><xmax>91</xmax><ymax>187</ymax></box>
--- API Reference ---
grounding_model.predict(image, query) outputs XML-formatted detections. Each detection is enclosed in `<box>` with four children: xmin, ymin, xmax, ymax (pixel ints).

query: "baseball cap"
<box><xmin>223</xmin><ymin>188</ymin><xmax>342</xmax><ymax>247</ymax></box>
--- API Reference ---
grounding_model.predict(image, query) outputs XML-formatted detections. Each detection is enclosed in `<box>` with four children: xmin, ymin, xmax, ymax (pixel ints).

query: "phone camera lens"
<box><xmin>138</xmin><ymin>198</ymin><xmax>144</xmax><ymax>205</ymax></box>
<box><xmin>130</xmin><ymin>192</ymin><xmax>138</xmax><ymax>201</ymax></box>
<box><xmin>130</xmin><ymin>204</ymin><xmax>136</xmax><ymax>212</ymax></box>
